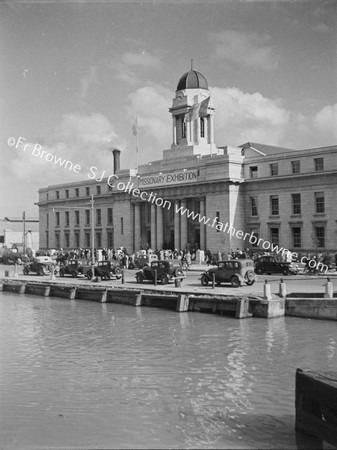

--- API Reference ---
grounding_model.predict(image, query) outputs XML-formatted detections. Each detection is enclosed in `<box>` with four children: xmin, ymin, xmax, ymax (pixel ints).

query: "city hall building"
<box><xmin>37</xmin><ymin>69</ymin><xmax>337</xmax><ymax>254</ymax></box>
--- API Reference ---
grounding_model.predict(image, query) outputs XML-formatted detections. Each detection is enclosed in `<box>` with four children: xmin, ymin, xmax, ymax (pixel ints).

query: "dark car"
<box><xmin>87</xmin><ymin>260</ymin><xmax>123</xmax><ymax>280</ymax></box>
<box><xmin>135</xmin><ymin>259</ymin><xmax>184</xmax><ymax>285</ymax></box>
<box><xmin>59</xmin><ymin>259</ymin><xmax>83</xmax><ymax>278</ymax></box>
<box><xmin>23</xmin><ymin>256</ymin><xmax>55</xmax><ymax>276</ymax></box>
<box><xmin>200</xmin><ymin>259</ymin><xmax>256</xmax><ymax>288</ymax></box>
<box><xmin>255</xmin><ymin>255</ymin><xmax>299</xmax><ymax>275</ymax></box>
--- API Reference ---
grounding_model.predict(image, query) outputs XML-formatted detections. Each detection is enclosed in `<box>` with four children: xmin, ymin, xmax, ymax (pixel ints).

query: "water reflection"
<box><xmin>0</xmin><ymin>292</ymin><xmax>336</xmax><ymax>449</ymax></box>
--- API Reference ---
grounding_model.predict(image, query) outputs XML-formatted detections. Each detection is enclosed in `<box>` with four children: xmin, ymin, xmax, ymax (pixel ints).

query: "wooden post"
<box><xmin>279</xmin><ymin>278</ymin><xmax>287</xmax><ymax>298</ymax></box>
<box><xmin>263</xmin><ymin>279</ymin><xmax>272</xmax><ymax>300</ymax></box>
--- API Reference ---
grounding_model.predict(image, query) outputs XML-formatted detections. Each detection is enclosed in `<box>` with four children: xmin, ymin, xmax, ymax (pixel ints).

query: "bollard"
<box><xmin>175</xmin><ymin>277</ymin><xmax>181</xmax><ymax>288</ymax></box>
<box><xmin>154</xmin><ymin>269</ymin><xmax>157</xmax><ymax>286</ymax></box>
<box><xmin>212</xmin><ymin>272</ymin><xmax>215</xmax><ymax>289</ymax></box>
<box><xmin>279</xmin><ymin>277</ymin><xmax>287</xmax><ymax>298</ymax></box>
<box><xmin>49</xmin><ymin>266</ymin><xmax>56</xmax><ymax>281</ymax></box>
<box><xmin>13</xmin><ymin>263</ymin><xmax>18</xmax><ymax>278</ymax></box>
<box><xmin>263</xmin><ymin>279</ymin><xmax>272</xmax><ymax>300</ymax></box>
<box><xmin>121</xmin><ymin>269</ymin><xmax>125</xmax><ymax>284</ymax></box>
<box><xmin>324</xmin><ymin>277</ymin><xmax>333</xmax><ymax>299</ymax></box>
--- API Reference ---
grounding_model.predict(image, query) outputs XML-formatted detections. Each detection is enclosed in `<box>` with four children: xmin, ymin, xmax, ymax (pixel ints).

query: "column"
<box><xmin>151</xmin><ymin>204</ymin><xmax>157</xmax><ymax>250</ymax></box>
<box><xmin>156</xmin><ymin>205</ymin><xmax>164</xmax><ymax>250</ymax></box>
<box><xmin>180</xmin><ymin>199</ymin><xmax>188</xmax><ymax>250</ymax></box>
<box><xmin>172</xmin><ymin>116</ymin><xmax>177</xmax><ymax>145</ymax></box>
<box><xmin>134</xmin><ymin>203</ymin><xmax>141</xmax><ymax>251</ymax></box>
<box><xmin>200</xmin><ymin>198</ymin><xmax>206</xmax><ymax>250</ymax></box>
<box><xmin>208</xmin><ymin>112</ymin><xmax>215</xmax><ymax>145</ymax></box>
<box><xmin>174</xmin><ymin>201</ymin><xmax>180</xmax><ymax>250</ymax></box>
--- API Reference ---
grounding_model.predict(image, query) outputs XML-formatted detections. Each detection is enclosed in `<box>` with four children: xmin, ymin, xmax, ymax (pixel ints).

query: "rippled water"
<box><xmin>0</xmin><ymin>291</ymin><xmax>336</xmax><ymax>449</ymax></box>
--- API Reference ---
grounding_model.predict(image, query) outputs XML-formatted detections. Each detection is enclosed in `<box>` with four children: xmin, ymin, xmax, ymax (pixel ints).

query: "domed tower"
<box><xmin>167</xmin><ymin>66</ymin><xmax>215</xmax><ymax>158</ymax></box>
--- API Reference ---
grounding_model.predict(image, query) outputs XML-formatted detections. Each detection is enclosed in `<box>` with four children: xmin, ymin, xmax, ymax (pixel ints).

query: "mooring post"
<box><xmin>49</xmin><ymin>266</ymin><xmax>56</xmax><ymax>281</ymax></box>
<box><xmin>121</xmin><ymin>269</ymin><xmax>125</xmax><ymax>284</ymax></box>
<box><xmin>212</xmin><ymin>272</ymin><xmax>215</xmax><ymax>289</ymax></box>
<box><xmin>279</xmin><ymin>278</ymin><xmax>287</xmax><ymax>298</ymax></box>
<box><xmin>13</xmin><ymin>263</ymin><xmax>18</xmax><ymax>278</ymax></box>
<box><xmin>324</xmin><ymin>277</ymin><xmax>333</xmax><ymax>299</ymax></box>
<box><xmin>263</xmin><ymin>279</ymin><xmax>272</xmax><ymax>300</ymax></box>
<box><xmin>154</xmin><ymin>269</ymin><xmax>157</xmax><ymax>286</ymax></box>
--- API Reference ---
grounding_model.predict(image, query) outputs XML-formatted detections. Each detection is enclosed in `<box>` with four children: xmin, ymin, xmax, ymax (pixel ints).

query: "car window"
<box><xmin>218</xmin><ymin>262</ymin><xmax>225</xmax><ymax>269</ymax></box>
<box><xmin>233</xmin><ymin>262</ymin><xmax>239</xmax><ymax>268</ymax></box>
<box><xmin>151</xmin><ymin>262</ymin><xmax>159</xmax><ymax>268</ymax></box>
<box><xmin>226</xmin><ymin>262</ymin><xmax>233</xmax><ymax>269</ymax></box>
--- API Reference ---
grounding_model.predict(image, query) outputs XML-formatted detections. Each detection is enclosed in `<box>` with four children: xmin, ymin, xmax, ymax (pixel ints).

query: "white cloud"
<box><xmin>210</xmin><ymin>30</ymin><xmax>278</xmax><ymax>71</ymax></box>
<box><xmin>121</xmin><ymin>51</ymin><xmax>162</xmax><ymax>70</ymax></box>
<box><xmin>80</xmin><ymin>65</ymin><xmax>98</xmax><ymax>99</ymax></box>
<box><xmin>314</xmin><ymin>104</ymin><xmax>337</xmax><ymax>140</ymax></box>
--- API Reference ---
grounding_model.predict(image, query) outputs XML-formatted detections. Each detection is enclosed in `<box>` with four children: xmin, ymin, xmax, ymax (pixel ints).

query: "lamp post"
<box><xmin>90</xmin><ymin>194</ymin><xmax>95</xmax><ymax>281</ymax></box>
<box><xmin>23</xmin><ymin>211</ymin><xmax>26</xmax><ymax>254</ymax></box>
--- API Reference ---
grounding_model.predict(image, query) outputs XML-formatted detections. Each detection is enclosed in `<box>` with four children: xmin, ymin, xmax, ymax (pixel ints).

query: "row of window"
<box><xmin>250</xmin><ymin>192</ymin><xmax>325</xmax><ymax>217</ymax></box>
<box><xmin>52</xmin><ymin>184</ymin><xmax>106</xmax><ymax>201</ymax></box>
<box><xmin>48</xmin><ymin>208</ymin><xmax>113</xmax><ymax>228</ymax></box>
<box><xmin>47</xmin><ymin>230</ymin><xmax>115</xmax><ymax>249</ymax></box>
<box><xmin>249</xmin><ymin>157</ymin><xmax>324</xmax><ymax>178</ymax></box>
<box><xmin>248</xmin><ymin>226</ymin><xmax>326</xmax><ymax>249</ymax></box>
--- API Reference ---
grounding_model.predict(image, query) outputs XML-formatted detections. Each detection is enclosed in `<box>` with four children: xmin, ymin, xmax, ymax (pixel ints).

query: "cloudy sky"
<box><xmin>1</xmin><ymin>0</ymin><xmax>336</xmax><ymax>218</ymax></box>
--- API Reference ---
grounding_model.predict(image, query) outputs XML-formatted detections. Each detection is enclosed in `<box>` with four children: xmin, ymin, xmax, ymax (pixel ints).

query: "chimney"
<box><xmin>112</xmin><ymin>148</ymin><xmax>121</xmax><ymax>174</ymax></box>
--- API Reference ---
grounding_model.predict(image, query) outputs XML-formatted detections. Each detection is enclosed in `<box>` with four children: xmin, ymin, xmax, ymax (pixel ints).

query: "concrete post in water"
<box><xmin>324</xmin><ymin>277</ymin><xmax>333</xmax><ymax>299</ymax></box>
<box><xmin>154</xmin><ymin>269</ymin><xmax>157</xmax><ymax>286</ymax></box>
<box><xmin>176</xmin><ymin>294</ymin><xmax>189</xmax><ymax>312</ymax></box>
<box><xmin>212</xmin><ymin>272</ymin><xmax>215</xmax><ymax>289</ymax></box>
<box><xmin>279</xmin><ymin>278</ymin><xmax>287</xmax><ymax>298</ymax></box>
<box><xmin>50</xmin><ymin>266</ymin><xmax>56</xmax><ymax>281</ymax></box>
<box><xmin>13</xmin><ymin>264</ymin><xmax>18</xmax><ymax>278</ymax></box>
<box><xmin>263</xmin><ymin>279</ymin><xmax>272</xmax><ymax>300</ymax></box>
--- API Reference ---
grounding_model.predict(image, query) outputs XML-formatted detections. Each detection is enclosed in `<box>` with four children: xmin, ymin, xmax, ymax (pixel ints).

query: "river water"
<box><xmin>0</xmin><ymin>291</ymin><xmax>336</xmax><ymax>449</ymax></box>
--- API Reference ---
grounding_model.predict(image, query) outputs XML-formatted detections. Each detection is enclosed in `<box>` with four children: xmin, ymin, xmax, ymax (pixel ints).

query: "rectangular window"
<box><xmin>85</xmin><ymin>232</ymin><xmax>90</xmax><ymax>248</ymax></box>
<box><xmin>75</xmin><ymin>188</ymin><xmax>79</xmax><ymax>197</ymax></box>
<box><xmin>250</xmin><ymin>197</ymin><xmax>258</xmax><ymax>216</ymax></box>
<box><xmin>56</xmin><ymin>212</ymin><xmax>60</xmax><ymax>227</ymax></box>
<box><xmin>46</xmin><ymin>213</ymin><xmax>49</xmax><ymax>229</ymax></box>
<box><xmin>292</xmin><ymin>193</ymin><xmax>301</xmax><ymax>214</ymax></box>
<box><xmin>65</xmin><ymin>211</ymin><xmax>69</xmax><ymax>226</ymax></box>
<box><xmin>55</xmin><ymin>233</ymin><xmax>60</xmax><ymax>248</ymax></box>
<box><xmin>121</xmin><ymin>217</ymin><xmax>124</xmax><ymax>235</ymax></box>
<box><xmin>65</xmin><ymin>189</ymin><xmax>69</xmax><ymax>198</ymax></box>
<box><xmin>96</xmin><ymin>186</ymin><xmax>101</xmax><ymax>195</ymax></box>
<box><xmin>65</xmin><ymin>233</ymin><xmax>70</xmax><ymax>248</ymax></box>
<box><xmin>85</xmin><ymin>209</ymin><xmax>90</xmax><ymax>225</ymax></box>
<box><xmin>270</xmin><ymin>163</ymin><xmax>278</xmax><ymax>176</ymax></box>
<box><xmin>315</xmin><ymin>227</ymin><xmax>325</xmax><ymax>248</ymax></box>
<box><xmin>75</xmin><ymin>210</ymin><xmax>80</xmax><ymax>226</ymax></box>
<box><xmin>291</xmin><ymin>160</ymin><xmax>300</xmax><ymax>174</ymax></box>
<box><xmin>270</xmin><ymin>196</ymin><xmax>279</xmax><ymax>215</ymax></box>
<box><xmin>314</xmin><ymin>157</ymin><xmax>324</xmax><ymax>171</ymax></box>
<box><xmin>75</xmin><ymin>232</ymin><xmax>80</xmax><ymax>248</ymax></box>
<box><xmin>56</xmin><ymin>190</ymin><xmax>59</xmax><ymax>200</ymax></box>
<box><xmin>292</xmin><ymin>227</ymin><xmax>301</xmax><ymax>248</ymax></box>
<box><xmin>107</xmin><ymin>231</ymin><xmax>113</xmax><ymax>248</ymax></box>
<box><xmin>96</xmin><ymin>232</ymin><xmax>102</xmax><ymax>248</ymax></box>
<box><xmin>315</xmin><ymin>192</ymin><xmax>325</xmax><ymax>213</ymax></box>
<box><xmin>86</xmin><ymin>187</ymin><xmax>90</xmax><ymax>196</ymax></box>
<box><xmin>250</xmin><ymin>166</ymin><xmax>258</xmax><ymax>178</ymax></box>
<box><xmin>96</xmin><ymin>209</ymin><xmax>101</xmax><ymax>226</ymax></box>
<box><xmin>270</xmin><ymin>228</ymin><xmax>279</xmax><ymax>245</ymax></box>
<box><xmin>107</xmin><ymin>208</ymin><xmax>113</xmax><ymax>225</ymax></box>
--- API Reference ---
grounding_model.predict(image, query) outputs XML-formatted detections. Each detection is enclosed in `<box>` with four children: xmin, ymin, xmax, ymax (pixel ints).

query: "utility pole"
<box><xmin>90</xmin><ymin>194</ymin><xmax>95</xmax><ymax>281</ymax></box>
<box><xmin>23</xmin><ymin>211</ymin><xmax>26</xmax><ymax>254</ymax></box>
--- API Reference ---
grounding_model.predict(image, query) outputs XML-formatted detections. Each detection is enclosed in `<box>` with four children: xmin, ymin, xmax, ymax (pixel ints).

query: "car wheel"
<box><xmin>38</xmin><ymin>267</ymin><xmax>44</xmax><ymax>276</ymax></box>
<box><xmin>106</xmin><ymin>272</ymin><xmax>111</xmax><ymax>280</ymax></box>
<box><xmin>23</xmin><ymin>267</ymin><xmax>29</xmax><ymax>275</ymax></box>
<box><xmin>175</xmin><ymin>269</ymin><xmax>183</xmax><ymax>277</ymax></box>
<box><xmin>282</xmin><ymin>268</ymin><xmax>289</xmax><ymax>276</ymax></box>
<box><xmin>230</xmin><ymin>275</ymin><xmax>241</xmax><ymax>288</ymax></box>
<box><xmin>136</xmin><ymin>273</ymin><xmax>144</xmax><ymax>284</ymax></box>
<box><xmin>161</xmin><ymin>274</ymin><xmax>169</xmax><ymax>285</ymax></box>
<box><xmin>201</xmin><ymin>274</ymin><xmax>209</xmax><ymax>286</ymax></box>
<box><xmin>255</xmin><ymin>267</ymin><xmax>263</xmax><ymax>275</ymax></box>
<box><xmin>72</xmin><ymin>270</ymin><xmax>78</xmax><ymax>278</ymax></box>
<box><xmin>114</xmin><ymin>267</ymin><xmax>122</xmax><ymax>275</ymax></box>
<box><xmin>86</xmin><ymin>270</ymin><xmax>92</xmax><ymax>280</ymax></box>
<box><xmin>245</xmin><ymin>270</ymin><xmax>255</xmax><ymax>285</ymax></box>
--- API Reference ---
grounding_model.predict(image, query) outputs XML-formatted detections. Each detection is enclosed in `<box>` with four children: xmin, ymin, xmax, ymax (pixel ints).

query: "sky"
<box><xmin>1</xmin><ymin>0</ymin><xmax>336</xmax><ymax>218</ymax></box>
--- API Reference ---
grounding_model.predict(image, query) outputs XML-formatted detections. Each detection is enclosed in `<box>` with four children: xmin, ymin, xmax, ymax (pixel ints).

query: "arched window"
<box><xmin>182</xmin><ymin>117</ymin><xmax>186</xmax><ymax>138</ymax></box>
<box><xmin>200</xmin><ymin>118</ymin><xmax>205</xmax><ymax>137</ymax></box>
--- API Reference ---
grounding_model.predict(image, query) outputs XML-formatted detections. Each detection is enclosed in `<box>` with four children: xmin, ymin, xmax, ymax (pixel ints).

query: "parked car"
<box><xmin>134</xmin><ymin>253</ymin><xmax>158</xmax><ymax>269</ymax></box>
<box><xmin>59</xmin><ymin>259</ymin><xmax>86</xmax><ymax>278</ymax></box>
<box><xmin>86</xmin><ymin>260</ymin><xmax>123</xmax><ymax>280</ymax></box>
<box><xmin>135</xmin><ymin>259</ymin><xmax>184</xmax><ymax>284</ymax></box>
<box><xmin>255</xmin><ymin>255</ymin><xmax>299</xmax><ymax>275</ymax></box>
<box><xmin>23</xmin><ymin>256</ymin><xmax>55</xmax><ymax>276</ymax></box>
<box><xmin>200</xmin><ymin>259</ymin><xmax>256</xmax><ymax>288</ymax></box>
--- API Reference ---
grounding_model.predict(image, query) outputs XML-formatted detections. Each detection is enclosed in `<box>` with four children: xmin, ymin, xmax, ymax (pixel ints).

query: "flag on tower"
<box><xmin>199</xmin><ymin>96</ymin><xmax>210</xmax><ymax>117</ymax></box>
<box><xmin>132</xmin><ymin>117</ymin><xmax>138</xmax><ymax>136</ymax></box>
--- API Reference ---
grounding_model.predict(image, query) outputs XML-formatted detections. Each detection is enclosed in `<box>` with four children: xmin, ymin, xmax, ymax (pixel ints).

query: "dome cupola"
<box><xmin>176</xmin><ymin>69</ymin><xmax>209</xmax><ymax>92</ymax></box>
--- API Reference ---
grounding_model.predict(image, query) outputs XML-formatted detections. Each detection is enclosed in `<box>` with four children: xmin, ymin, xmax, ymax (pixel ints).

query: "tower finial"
<box><xmin>191</xmin><ymin>58</ymin><xmax>193</xmax><ymax>70</ymax></box>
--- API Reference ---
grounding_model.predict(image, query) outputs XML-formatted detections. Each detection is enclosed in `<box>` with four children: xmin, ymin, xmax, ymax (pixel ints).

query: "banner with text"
<box><xmin>138</xmin><ymin>169</ymin><xmax>199</xmax><ymax>188</ymax></box>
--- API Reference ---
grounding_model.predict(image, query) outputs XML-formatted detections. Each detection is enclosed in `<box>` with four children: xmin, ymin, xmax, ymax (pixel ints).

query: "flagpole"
<box><xmin>136</xmin><ymin>123</ymin><xmax>139</xmax><ymax>174</ymax></box>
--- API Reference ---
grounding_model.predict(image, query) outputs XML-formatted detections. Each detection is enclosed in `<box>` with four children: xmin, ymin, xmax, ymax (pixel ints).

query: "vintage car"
<box><xmin>59</xmin><ymin>259</ymin><xmax>90</xmax><ymax>278</ymax></box>
<box><xmin>255</xmin><ymin>255</ymin><xmax>299</xmax><ymax>275</ymax></box>
<box><xmin>200</xmin><ymin>259</ymin><xmax>256</xmax><ymax>288</ymax></box>
<box><xmin>86</xmin><ymin>260</ymin><xmax>123</xmax><ymax>280</ymax></box>
<box><xmin>134</xmin><ymin>253</ymin><xmax>158</xmax><ymax>269</ymax></box>
<box><xmin>23</xmin><ymin>256</ymin><xmax>55</xmax><ymax>276</ymax></box>
<box><xmin>135</xmin><ymin>259</ymin><xmax>184</xmax><ymax>285</ymax></box>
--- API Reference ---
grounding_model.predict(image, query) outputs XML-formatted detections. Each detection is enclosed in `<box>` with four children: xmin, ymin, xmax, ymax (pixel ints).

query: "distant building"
<box><xmin>0</xmin><ymin>217</ymin><xmax>39</xmax><ymax>251</ymax></box>
<box><xmin>37</xmin><ymin>69</ymin><xmax>337</xmax><ymax>255</ymax></box>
